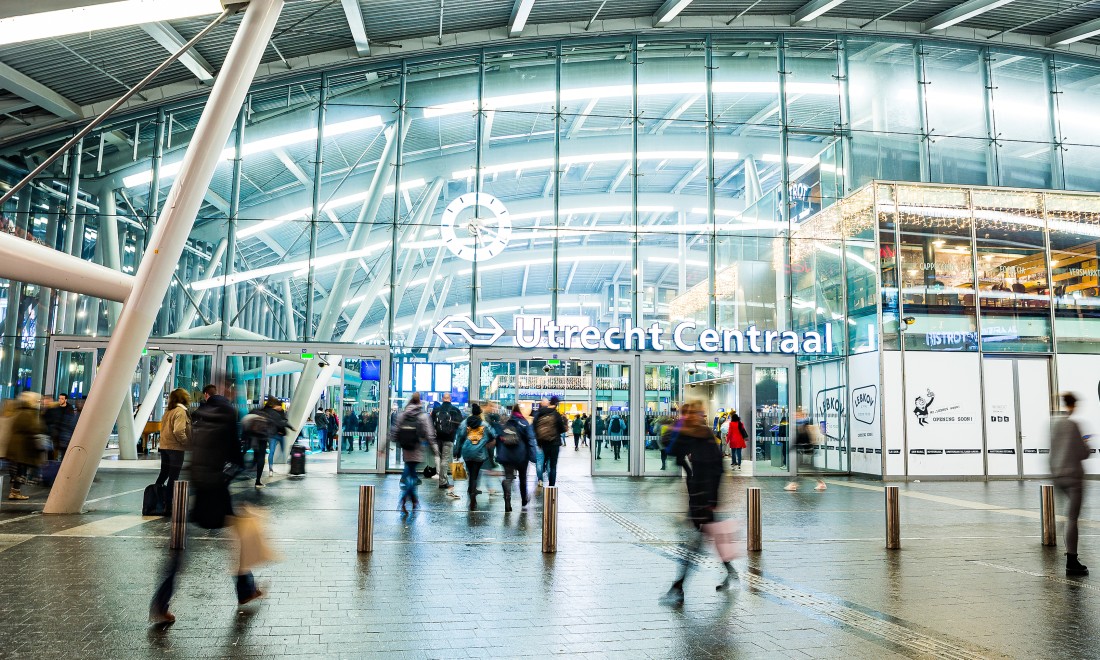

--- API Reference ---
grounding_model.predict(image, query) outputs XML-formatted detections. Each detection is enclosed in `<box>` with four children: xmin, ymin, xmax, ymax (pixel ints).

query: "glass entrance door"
<box><xmin>753</xmin><ymin>365</ymin><xmax>792</xmax><ymax>476</ymax></box>
<box><xmin>338</xmin><ymin>356</ymin><xmax>384</xmax><ymax>472</ymax></box>
<box><xmin>592</xmin><ymin>361</ymin><xmax>631</xmax><ymax>475</ymax></box>
<box><xmin>982</xmin><ymin>357</ymin><xmax>1052</xmax><ymax>477</ymax></box>
<box><xmin>643</xmin><ymin>363</ymin><xmax>681</xmax><ymax>475</ymax></box>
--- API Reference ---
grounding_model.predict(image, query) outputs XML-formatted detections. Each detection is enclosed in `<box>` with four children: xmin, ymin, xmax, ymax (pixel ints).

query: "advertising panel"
<box><xmin>848</xmin><ymin>351</ymin><xmax>882</xmax><ymax>475</ymax></box>
<box><xmin>883</xmin><ymin>351</ymin><xmax>904</xmax><ymax>476</ymax></box>
<box><xmin>982</xmin><ymin>359</ymin><xmax>1018</xmax><ymax>476</ymax></box>
<box><xmin>1053</xmin><ymin>354</ymin><xmax>1100</xmax><ymax>474</ymax></box>
<box><xmin>904</xmin><ymin>351</ymin><xmax>983</xmax><ymax>476</ymax></box>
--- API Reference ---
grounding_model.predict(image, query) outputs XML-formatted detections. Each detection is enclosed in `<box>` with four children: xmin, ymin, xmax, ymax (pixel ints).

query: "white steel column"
<box><xmin>99</xmin><ymin>189</ymin><xmax>138</xmax><ymax>460</ymax></box>
<box><xmin>45</xmin><ymin>0</ymin><xmax>285</xmax><ymax>514</ymax></box>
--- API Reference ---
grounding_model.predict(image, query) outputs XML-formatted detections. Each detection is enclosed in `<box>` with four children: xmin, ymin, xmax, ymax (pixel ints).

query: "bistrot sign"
<box><xmin>434</xmin><ymin>314</ymin><xmax>833</xmax><ymax>355</ymax></box>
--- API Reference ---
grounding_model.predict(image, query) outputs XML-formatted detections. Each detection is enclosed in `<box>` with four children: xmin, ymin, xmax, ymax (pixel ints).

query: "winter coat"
<box><xmin>431</xmin><ymin>401</ymin><xmax>463</xmax><ymax>442</ymax></box>
<box><xmin>726</xmin><ymin>418</ymin><xmax>747</xmax><ymax>450</ymax></box>
<box><xmin>454</xmin><ymin>415</ymin><xmax>496</xmax><ymax>463</ymax></box>
<box><xmin>5</xmin><ymin>403</ymin><xmax>45</xmax><ymax>467</ymax></box>
<box><xmin>159</xmin><ymin>403</ymin><xmax>191</xmax><ymax>451</ymax></box>
<box><xmin>189</xmin><ymin>395</ymin><xmax>242</xmax><ymax>530</ymax></box>
<box><xmin>496</xmin><ymin>412</ymin><xmax>537</xmax><ymax>466</ymax></box>
<box><xmin>44</xmin><ymin>403</ymin><xmax>77</xmax><ymax>449</ymax></box>
<box><xmin>667</xmin><ymin>420</ymin><xmax>725</xmax><ymax>528</ymax></box>
<box><xmin>391</xmin><ymin>402</ymin><xmax>434</xmax><ymax>463</ymax></box>
<box><xmin>1050</xmin><ymin>413</ymin><xmax>1090</xmax><ymax>487</ymax></box>
<box><xmin>571</xmin><ymin>416</ymin><xmax>583</xmax><ymax>435</ymax></box>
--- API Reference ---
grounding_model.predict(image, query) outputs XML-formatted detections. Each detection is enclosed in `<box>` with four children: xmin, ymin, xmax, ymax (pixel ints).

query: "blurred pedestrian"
<box><xmin>155</xmin><ymin>388</ymin><xmax>191</xmax><ymax>501</ymax></box>
<box><xmin>726</xmin><ymin>412</ymin><xmax>747</xmax><ymax>471</ymax></box>
<box><xmin>660</xmin><ymin>401</ymin><xmax>737</xmax><ymax>606</ymax></box>
<box><xmin>1051</xmin><ymin>392</ymin><xmax>1090</xmax><ymax>576</ymax></box>
<box><xmin>533</xmin><ymin>396</ymin><xmax>566</xmax><ymax>488</ymax></box>
<box><xmin>454</xmin><ymin>403</ymin><xmax>496</xmax><ymax>511</ymax></box>
<box><xmin>44</xmin><ymin>393</ymin><xmax>77</xmax><ymax>461</ymax></box>
<box><xmin>496</xmin><ymin>404</ymin><xmax>537</xmax><ymax>512</ymax></box>
<box><xmin>431</xmin><ymin>393</ymin><xmax>463</xmax><ymax>500</ymax></box>
<box><xmin>391</xmin><ymin>393</ymin><xmax>434</xmax><ymax>514</ymax></box>
<box><xmin>150</xmin><ymin>384</ymin><xmax>262</xmax><ymax>626</ymax></box>
<box><xmin>4</xmin><ymin>391</ymin><xmax>46</xmax><ymax>500</ymax></box>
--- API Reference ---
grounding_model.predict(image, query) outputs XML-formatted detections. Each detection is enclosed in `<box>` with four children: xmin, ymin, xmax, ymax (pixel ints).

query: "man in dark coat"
<box><xmin>44</xmin><ymin>393</ymin><xmax>77</xmax><ymax>460</ymax></box>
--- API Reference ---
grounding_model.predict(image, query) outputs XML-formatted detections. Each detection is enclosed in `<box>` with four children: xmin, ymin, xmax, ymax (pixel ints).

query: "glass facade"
<box><xmin>5</xmin><ymin>31</ymin><xmax>1100</xmax><ymax>476</ymax></box>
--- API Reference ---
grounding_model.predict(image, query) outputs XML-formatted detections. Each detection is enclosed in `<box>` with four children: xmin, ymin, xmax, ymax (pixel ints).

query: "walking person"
<box><xmin>785</xmin><ymin>410</ymin><xmax>826</xmax><ymax>491</ymax></box>
<box><xmin>431</xmin><ymin>393</ymin><xmax>462</xmax><ymax>499</ymax></box>
<box><xmin>533</xmin><ymin>396</ymin><xmax>567</xmax><ymax>488</ymax></box>
<box><xmin>496</xmin><ymin>404</ymin><xmax>538</xmax><ymax>512</ymax></box>
<box><xmin>1051</xmin><ymin>392</ymin><xmax>1091</xmax><ymax>576</ymax></box>
<box><xmin>43</xmin><ymin>393</ymin><xmax>77</xmax><ymax>461</ymax></box>
<box><xmin>150</xmin><ymin>384</ymin><xmax>263</xmax><ymax>626</ymax></box>
<box><xmin>727</xmin><ymin>412</ymin><xmax>747</xmax><ymax>471</ymax></box>
<box><xmin>571</xmin><ymin>414</ymin><xmax>583</xmax><ymax>451</ymax></box>
<box><xmin>391</xmin><ymin>393</ymin><xmax>434</xmax><ymax>514</ymax></box>
<box><xmin>154</xmin><ymin>388</ymin><xmax>191</xmax><ymax>502</ymax></box>
<box><xmin>660</xmin><ymin>401</ymin><xmax>737</xmax><ymax>606</ymax></box>
<box><xmin>581</xmin><ymin>413</ymin><xmax>590</xmax><ymax>447</ymax></box>
<box><xmin>256</xmin><ymin>397</ymin><xmax>293</xmax><ymax>484</ymax></box>
<box><xmin>453</xmin><ymin>403</ymin><xmax>497</xmax><ymax>511</ymax></box>
<box><xmin>608</xmin><ymin>412</ymin><xmax>626</xmax><ymax>461</ymax></box>
<box><xmin>4</xmin><ymin>391</ymin><xmax>46</xmax><ymax>500</ymax></box>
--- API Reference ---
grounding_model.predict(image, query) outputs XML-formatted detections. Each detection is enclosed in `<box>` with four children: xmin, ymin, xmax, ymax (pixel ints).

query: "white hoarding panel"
<box><xmin>883</xmin><ymin>351</ymin><xmax>904</xmax><ymax>476</ymax></box>
<box><xmin>848</xmin><ymin>351</ymin><xmax>882</xmax><ymax>475</ymax></box>
<box><xmin>983</xmin><ymin>359</ymin><xmax>1018</xmax><ymax>476</ymax></box>
<box><xmin>1053</xmin><ymin>354</ymin><xmax>1100</xmax><ymax>474</ymax></box>
<box><xmin>904</xmin><ymin>351</ymin><xmax>983</xmax><ymax>476</ymax></box>
<box><xmin>1017</xmin><ymin>358</ymin><xmax>1051</xmax><ymax>476</ymax></box>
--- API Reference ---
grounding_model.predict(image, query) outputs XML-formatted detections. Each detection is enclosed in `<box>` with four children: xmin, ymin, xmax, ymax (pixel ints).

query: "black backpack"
<box><xmin>535</xmin><ymin>411</ymin><xmax>558</xmax><ymax>443</ymax></box>
<box><xmin>434</xmin><ymin>406</ymin><xmax>460</xmax><ymax>437</ymax></box>
<box><xmin>609</xmin><ymin>417</ymin><xmax>623</xmax><ymax>434</ymax></box>
<box><xmin>397</xmin><ymin>411</ymin><xmax>422</xmax><ymax>450</ymax></box>
<box><xmin>500</xmin><ymin>419</ymin><xmax>522</xmax><ymax>447</ymax></box>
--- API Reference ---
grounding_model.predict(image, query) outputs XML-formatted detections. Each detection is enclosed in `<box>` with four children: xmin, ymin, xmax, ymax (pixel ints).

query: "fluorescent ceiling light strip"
<box><xmin>236</xmin><ymin>177</ymin><xmax>424</xmax><ymax>239</ymax></box>
<box><xmin>656</xmin><ymin>0</ymin><xmax>694</xmax><ymax>25</ymax></box>
<box><xmin>796</xmin><ymin>0</ymin><xmax>848</xmax><ymax>23</ymax></box>
<box><xmin>123</xmin><ymin>116</ymin><xmax>382</xmax><ymax>188</ymax></box>
<box><xmin>926</xmin><ymin>0</ymin><xmax>1016</xmax><ymax>31</ymax></box>
<box><xmin>453</xmin><ymin>151</ymin><xmax>740</xmax><ymax>179</ymax></box>
<box><xmin>192</xmin><ymin>242</ymin><xmax>387</xmax><ymax>290</ymax></box>
<box><xmin>0</xmin><ymin>0</ymin><xmax>223</xmax><ymax>46</ymax></box>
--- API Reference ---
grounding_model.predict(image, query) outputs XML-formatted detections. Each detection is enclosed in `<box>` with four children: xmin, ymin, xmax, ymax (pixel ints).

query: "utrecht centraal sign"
<box><xmin>434</xmin><ymin>315</ymin><xmax>834</xmax><ymax>355</ymax></box>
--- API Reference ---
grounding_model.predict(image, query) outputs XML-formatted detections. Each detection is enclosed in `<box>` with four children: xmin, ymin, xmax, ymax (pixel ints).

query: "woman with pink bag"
<box><xmin>659</xmin><ymin>400</ymin><xmax>738</xmax><ymax>607</ymax></box>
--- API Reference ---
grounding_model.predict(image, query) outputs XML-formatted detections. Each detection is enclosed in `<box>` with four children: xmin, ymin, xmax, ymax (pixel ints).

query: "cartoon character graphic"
<box><xmin>913</xmin><ymin>389</ymin><xmax>935</xmax><ymax>426</ymax></box>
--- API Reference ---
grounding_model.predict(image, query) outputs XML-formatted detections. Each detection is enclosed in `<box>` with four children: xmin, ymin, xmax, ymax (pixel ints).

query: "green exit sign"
<box><xmin>706</xmin><ymin>362</ymin><xmax>718</xmax><ymax>368</ymax></box>
<box><xmin>547</xmin><ymin>359</ymin><xmax>561</xmax><ymax>366</ymax></box>
<box><xmin>141</xmin><ymin>348</ymin><xmax>148</xmax><ymax>355</ymax></box>
<box><xmin>301</xmin><ymin>353</ymin><xmax>314</xmax><ymax>360</ymax></box>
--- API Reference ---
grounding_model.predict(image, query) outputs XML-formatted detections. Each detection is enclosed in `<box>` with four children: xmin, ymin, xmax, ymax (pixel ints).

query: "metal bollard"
<box><xmin>885</xmin><ymin>485</ymin><xmax>900</xmax><ymax>550</ymax></box>
<box><xmin>747</xmin><ymin>487</ymin><xmax>762</xmax><ymax>552</ymax></box>
<box><xmin>0</xmin><ymin>474</ymin><xmax>6</xmax><ymax>511</ymax></box>
<box><xmin>357</xmin><ymin>484</ymin><xmax>375</xmax><ymax>553</ymax></box>
<box><xmin>1041</xmin><ymin>484</ymin><xmax>1057</xmax><ymax>547</ymax></box>
<box><xmin>170</xmin><ymin>480</ymin><xmax>188</xmax><ymax>550</ymax></box>
<box><xmin>542</xmin><ymin>486</ymin><xmax>558</xmax><ymax>553</ymax></box>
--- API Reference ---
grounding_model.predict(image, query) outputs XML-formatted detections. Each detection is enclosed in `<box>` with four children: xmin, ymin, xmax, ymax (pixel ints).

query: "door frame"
<box><xmin>980</xmin><ymin>354</ymin><xmax>1053</xmax><ymax>479</ymax></box>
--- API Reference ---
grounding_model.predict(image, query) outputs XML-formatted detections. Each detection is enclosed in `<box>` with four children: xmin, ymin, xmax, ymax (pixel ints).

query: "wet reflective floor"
<box><xmin>1</xmin><ymin>448</ymin><xmax>1098</xmax><ymax>658</ymax></box>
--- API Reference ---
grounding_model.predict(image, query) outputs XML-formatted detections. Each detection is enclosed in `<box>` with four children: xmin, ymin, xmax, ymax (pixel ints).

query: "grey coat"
<box><xmin>1050</xmin><ymin>414</ymin><xmax>1090</xmax><ymax>487</ymax></box>
<box><xmin>390</xmin><ymin>402</ymin><xmax>435</xmax><ymax>463</ymax></box>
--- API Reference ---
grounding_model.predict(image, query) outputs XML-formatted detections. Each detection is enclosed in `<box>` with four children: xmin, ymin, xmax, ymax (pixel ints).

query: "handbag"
<box><xmin>702</xmin><ymin>519</ymin><xmax>743</xmax><ymax>563</ymax></box>
<box><xmin>232</xmin><ymin>505</ymin><xmax>282</xmax><ymax>573</ymax></box>
<box><xmin>222</xmin><ymin>461</ymin><xmax>243</xmax><ymax>483</ymax></box>
<box><xmin>450</xmin><ymin>460</ymin><xmax>467</xmax><ymax>480</ymax></box>
<box><xmin>34</xmin><ymin>433</ymin><xmax>53</xmax><ymax>452</ymax></box>
<box><xmin>423</xmin><ymin>465</ymin><xmax>438</xmax><ymax>479</ymax></box>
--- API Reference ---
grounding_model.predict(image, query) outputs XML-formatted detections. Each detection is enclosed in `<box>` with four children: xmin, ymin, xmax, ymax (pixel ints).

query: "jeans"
<box><xmin>611</xmin><ymin>439</ymin><xmax>623</xmax><ymax>460</ymax></box>
<box><xmin>155</xmin><ymin>449</ymin><xmax>185</xmax><ymax>495</ymax></box>
<box><xmin>502</xmin><ymin>463</ymin><xmax>530</xmax><ymax>506</ymax></box>
<box><xmin>573</xmin><ymin>433</ymin><xmax>581</xmax><ymax>449</ymax></box>
<box><xmin>400</xmin><ymin>461</ymin><xmax>420</xmax><ymax>505</ymax></box>
<box><xmin>595</xmin><ymin>436</ymin><xmax>602</xmax><ymax>459</ymax></box>
<box><xmin>435</xmin><ymin>440</ymin><xmax>454</xmax><ymax>487</ymax></box>
<box><xmin>315</xmin><ymin>428</ymin><xmax>326</xmax><ymax>451</ymax></box>
<box><xmin>268</xmin><ymin>437</ymin><xmax>282</xmax><ymax>471</ymax></box>
<box><xmin>731</xmin><ymin>447</ymin><xmax>743</xmax><ymax>467</ymax></box>
<box><xmin>7</xmin><ymin>462</ymin><xmax>28</xmax><ymax>491</ymax></box>
<box><xmin>465</xmin><ymin>460</ymin><xmax>484</xmax><ymax>499</ymax></box>
<box><xmin>151</xmin><ymin>546</ymin><xmax>257</xmax><ymax>614</ymax></box>
<box><xmin>536</xmin><ymin>447</ymin><xmax>547</xmax><ymax>482</ymax></box>
<box><xmin>541</xmin><ymin>442</ymin><xmax>560</xmax><ymax>487</ymax></box>
<box><xmin>1060</xmin><ymin>482</ymin><xmax>1084</xmax><ymax>554</ymax></box>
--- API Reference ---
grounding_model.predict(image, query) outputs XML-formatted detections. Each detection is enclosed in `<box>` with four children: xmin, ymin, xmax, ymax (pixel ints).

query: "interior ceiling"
<box><xmin>0</xmin><ymin>0</ymin><xmax>1099</xmax><ymax>145</ymax></box>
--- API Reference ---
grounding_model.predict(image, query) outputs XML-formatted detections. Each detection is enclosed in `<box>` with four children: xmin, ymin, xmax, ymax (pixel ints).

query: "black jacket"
<box><xmin>44</xmin><ymin>403</ymin><xmax>78</xmax><ymax>448</ymax></box>
<box><xmin>189</xmin><ymin>395</ymin><xmax>242</xmax><ymax>529</ymax></box>
<box><xmin>532</xmin><ymin>406</ymin><xmax>566</xmax><ymax>445</ymax></box>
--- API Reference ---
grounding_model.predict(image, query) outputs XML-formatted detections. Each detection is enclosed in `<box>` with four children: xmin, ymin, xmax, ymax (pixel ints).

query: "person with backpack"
<box><xmin>431</xmin><ymin>393</ymin><xmax>463</xmax><ymax>499</ymax></box>
<box><xmin>608</xmin><ymin>413</ymin><xmax>626</xmax><ymax>461</ymax></box>
<box><xmin>532</xmin><ymin>395</ymin><xmax>567</xmax><ymax>488</ymax></box>
<box><xmin>582</xmin><ymin>413</ymin><xmax>591</xmax><ymax>447</ymax></box>
<box><xmin>594</xmin><ymin>414</ymin><xmax>607</xmax><ymax>459</ymax></box>
<box><xmin>391</xmin><ymin>393</ymin><xmax>435</xmax><ymax>514</ymax></box>
<box><xmin>727</xmin><ymin>412</ymin><xmax>747</xmax><ymax>471</ymax></box>
<box><xmin>495</xmin><ymin>404</ymin><xmax>537</xmax><ymax>512</ymax></box>
<box><xmin>453</xmin><ymin>403</ymin><xmax>497</xmax><ymax>511</ymax></box>
<box><xmin>571</xmin><ymin>414</ymin><xmax>583</xmax><ymax>451</ymax></box>
<box><xmin>258</xmin><ymin>397</ymin><xmax>293</xmax><ymax>483</ymax></box>
<box><xmin>660</xmin><ymin>401</ymin><xmax>737</xmax><ymax>607</ymax></box>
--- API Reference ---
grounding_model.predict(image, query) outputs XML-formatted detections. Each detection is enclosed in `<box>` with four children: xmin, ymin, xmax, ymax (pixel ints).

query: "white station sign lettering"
<box><xmin>434</xmin><ymin>315</ymin><xmax>833</xmax><ymax>355</ymax></box>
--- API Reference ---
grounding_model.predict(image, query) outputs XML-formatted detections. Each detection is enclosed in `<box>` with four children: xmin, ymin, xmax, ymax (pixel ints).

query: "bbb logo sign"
<box><xmin>989</xmin><ymin>415</ymin><xmax>1011</xmax><ymax>423</ymax></box>
<box><xmin>852</xmin><ymin>385</ymin><xmax>877</xmax><ymax>425</ymax></box>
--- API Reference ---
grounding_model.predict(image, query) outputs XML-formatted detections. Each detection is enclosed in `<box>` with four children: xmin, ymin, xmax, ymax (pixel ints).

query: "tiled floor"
<box><xmin>1</xmin><ymin>447</ymin><xmax>1098</xmax><ymax>658</ymax></box>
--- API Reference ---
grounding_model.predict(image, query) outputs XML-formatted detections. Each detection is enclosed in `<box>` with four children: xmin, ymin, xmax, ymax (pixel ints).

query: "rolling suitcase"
<box><xmin>38</xmin><ymin>460</ymin><xmax>62</xmax><ymax>487</ymax></box>
<box><xmin>289</xmin><ymin>442</ymin><xmax>307</xmax><ymax>476</ymax></box>
<box><xmin>142</xmin><ymin>484</ymin><xmax>168</xmax><ymax>516</ymax></box>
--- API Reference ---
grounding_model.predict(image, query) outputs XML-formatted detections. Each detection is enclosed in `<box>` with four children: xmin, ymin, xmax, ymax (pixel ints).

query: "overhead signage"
<box><xmin>434</xmin><ymin>314</ymin><xmax>834</xmax><ymax>355</ymax></box>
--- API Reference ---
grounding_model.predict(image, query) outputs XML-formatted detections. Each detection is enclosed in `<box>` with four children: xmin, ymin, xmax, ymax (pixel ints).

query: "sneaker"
<box><xmin>815</xmin><ymin>482</ymin><xmax>827</xmax><ymax>491</ymax></box>
<box><xmin>446</xmin><ymin>490</ymin><xmax>461</xmax><ymax>500</ymax></box>
<box><xmin>7</xmin><ymin>491</ymin><xmax>28</xmax><ymax>500</ymax></box>
<box><xmin>717</xmin><ymin>565</ymin><xmax>738</xmax><ymax>591</ymax></box>
<box><xmin>254</xmin><ymin>482</ymin><xmax>265</xmax><ymax>489</ymax></box>
<box><xmin>659</xmin><ymin>585</ymin><xmax>685</xmax><ymax>607</ymax></box>
<box><xmin>438</xmin><ymin>483</ymin><xmax>450</xmax><ymax>489</ymax></box>
<box><xmin>537</xmin><ymin>481</ymin><xmax>543</xmax><ymax>488</ymax></box>
<box><xmin>784</xmin><ymin>483</ymin><xmax>799</xmax><ymax>491</ymax></box>
<box><xmin>238</xmin><ymin>589</ymin><xmax>264</xmax><ymax>606</ymax></box>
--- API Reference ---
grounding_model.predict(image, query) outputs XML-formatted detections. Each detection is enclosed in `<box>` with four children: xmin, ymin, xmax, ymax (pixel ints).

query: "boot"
<box><xmin>717</xmin><ymin>563</ymin><xmax>738</xmax><ymax>591</ymax></box>
<box><xmin>502</xmin><ymin>479</ymin><xmax>513</xmax><ymax>512</ymax></box>
<box><xmin>469</xmin><ymin>495</ymin><xmax>478</xmax><ymax>511</ymax></box>
<box><xmin>7</xmin><ymin>489</ymin><xmax>28</xmax><ymax>500</ymax></box>
<box><xmin>659</xmin><ymin>582</ymin><xmax>684</xmax><ymax>607</ymax></box>
<box><xmin>1067</xmin><ymin>554</ymin><xmax>1089</xmax><ymax>576</ymax></box>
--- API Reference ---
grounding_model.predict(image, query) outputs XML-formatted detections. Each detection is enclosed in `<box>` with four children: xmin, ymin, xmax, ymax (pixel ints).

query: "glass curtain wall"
<box><xmin>1</xmin><ymin>34</ymin><xmax>1100</xmax><ymax>403</ymax></box>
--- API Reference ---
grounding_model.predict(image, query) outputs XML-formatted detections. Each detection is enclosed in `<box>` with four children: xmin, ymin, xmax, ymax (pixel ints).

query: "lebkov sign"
<box><xmin>434</xmin><ymin>315</ymin><xmax>834</xmax><ymax>355</ymax></box>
